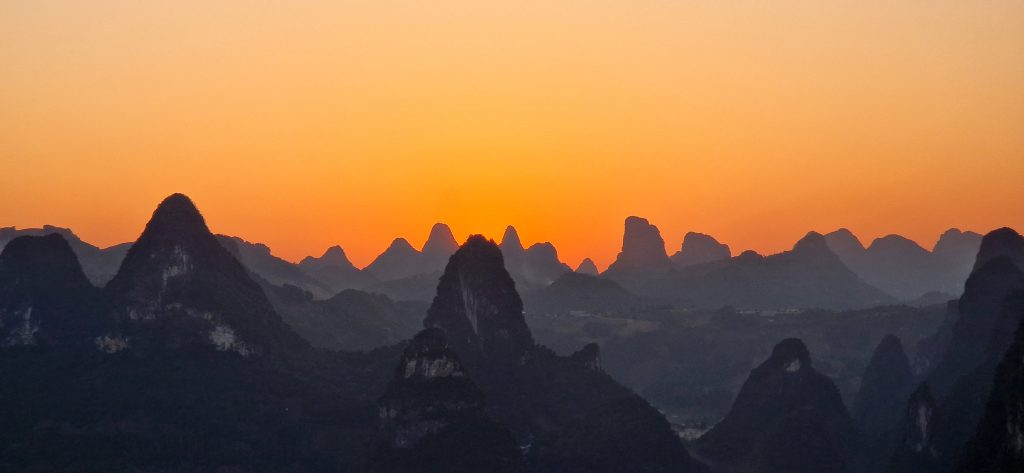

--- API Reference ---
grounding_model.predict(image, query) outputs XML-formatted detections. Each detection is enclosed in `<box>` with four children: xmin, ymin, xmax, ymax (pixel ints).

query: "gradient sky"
<box><xmin>2</xmin><ymin>1</ymin><xmax>1022</xmax><ymax>269</ymax></box>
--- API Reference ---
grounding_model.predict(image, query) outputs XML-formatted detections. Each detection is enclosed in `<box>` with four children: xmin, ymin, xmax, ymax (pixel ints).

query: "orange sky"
<box><xmin>2</xmin><ymin>1</ymin><xmax>1022</xmax><ymax>270</ymax></box>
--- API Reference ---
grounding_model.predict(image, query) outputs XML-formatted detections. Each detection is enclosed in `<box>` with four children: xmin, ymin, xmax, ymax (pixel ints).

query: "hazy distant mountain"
<box><xmin>0</xmin><ymin>225</ymin><xmax>129</xmax><ymax>286</ymax></box>
<box><xmin>217</xmin><ymin>234</ymin><xmax>335</xmax><ymax>298</ymax></box>
<box><xmin>575</xmin><ymin>258</ymin><xmax>599</xmax><ymax>276</ymax></box>
<box><xmin>645</xmin><ymin>232</ymin><xmax>893</xmax><ymax>310</ymax></box>
<box><xmin>602</xmin><ymin>216</ymin><xmax>673</xmax><ymax>291</ymax></box>
<box><xmin>298</xmin><ymin>245</ymin><xmax>378</xmax><ymax>293</ymax></box>
<box><xmin>105</xmin><ymin>194</ymin><xmax>308</xmax><ymax>357</ymax></box>
<box><xmin>671</xmin><ymin>231</ymin><xmax>731</xmax><ymax>269</ymax></box>
<box><xmin>364</xmin><ymin>223</ymin><xmax>460</xmax><ymax>286</ymax></box>
<box><xmin>824</xmin><ymin>228</ymin><xmax>982</xmax><ymax>301</ymax></box>
<box><xmin>852</xmin><ymin>334</ymin><xmax>915</xmax><ymax>438</ymax></box>
<box><xmin>524</xmin><ymin>272</ymin><xmax>642</xmax><ymax>315</ymax></box>
<box><xmin>696</xmin><ymin>338</ymin><xmax>863</xmax><ymax>473</ymax></box>
<box><xmin>499</xmin><ymin>225</ymin><xmax>572</xmax><ymax>289</ymax></box>
<box><xmin>420</xmin><ymin>223</ymin><xmax>459</xmax><ymax>270</ymax></box>
<box><xmin>262</xmin><ymin>282</ymin><xmax>422</xmax><ymax>351</ymax></box>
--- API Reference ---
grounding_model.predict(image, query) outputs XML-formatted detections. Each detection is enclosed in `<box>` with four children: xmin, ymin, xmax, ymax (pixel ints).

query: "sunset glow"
<box><xmin>2</xmin><ymin>1</ymin><xmax>1022</xmax><ymax>269</ymax></box>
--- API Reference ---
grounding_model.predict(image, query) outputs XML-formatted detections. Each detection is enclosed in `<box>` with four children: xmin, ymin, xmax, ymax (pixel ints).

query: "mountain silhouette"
<box><xmin>298</xmin><ymin>245</ymin><xmax>378</xmax><ymax>293</ymax></box>
<box><xmin>525</xmin><ymin>272</ymin><xmax>642</xmax><ymax>315</ymax></box>
<box><xmin>824</xmin><ymin>228</ymin><xmax>982</xmax><ymax>301</ymax></box>
<box><xmin>603</xmin><ymin>216</ymin><xmax>673</xmax><ymax>291</ymax></box>
<box><xmin>0</xmin><ymin>225</ymin><xmax>129</xmax><ymax>286</ymax></box>
<box><xmin>575</xmin><ymin>258</ymin><xmax>599</xmax><ymax>276</ymax></box>
<box><xmin>104</xmin><ymin>194</ymin><xmax>308</xmax><ymax>357</ymax></box>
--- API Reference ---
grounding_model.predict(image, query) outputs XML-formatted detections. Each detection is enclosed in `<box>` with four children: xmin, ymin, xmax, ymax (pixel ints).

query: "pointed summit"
<box><xmin>499</xmin><ymin>225</ymin><xmax>524</xmax><ymax>253</ymax></box>
<box><xmin>300</xmin><ymin>245</ymin><xmax>355</xmax><ymax>270</ymax></box>
<box><xmin>423</xmin><ymin>235</ymin><xmax>533</xmax><ymax>369</ymax></box>
<box><xmin>144</xmin><ymin>193</ymin><xmax>209</xmax><ymax>238</ymax></box>
<box><xmin>852</xmin><ymin>335</ymin><xmax>914</xmax><ymax>437</ymax></box>
<box><xmin>104</xmin><ymin>194</ymin><xmax>307</xmax><ymax>356</ymax></box>
<box><xmin>671</xmin><ymin>232</ymin><xmax>730</xmax><ymax>268</ymax></box>
<box><xmin>824</xmin><ymin>228</ymin><xmax>865</xmax><ymax>260</ymax></box>
<box><xmin>575</xmin><ymin>258</ymin><xmax>599</xmax><ymax>276</ymax></box>
<box><xmin>365</xmin><ymin>238</ymin><xmax>424</xmax><ymax>281</ymax></box>
<box><xmin>972</xmin><ymin>227</ymin><xmax>1024</xmax><ymax>272</ymax></box>
<box><xmin>422</xmin><ymin>223</ymin><xmax>458</xmax><ymax>256</ymax></box>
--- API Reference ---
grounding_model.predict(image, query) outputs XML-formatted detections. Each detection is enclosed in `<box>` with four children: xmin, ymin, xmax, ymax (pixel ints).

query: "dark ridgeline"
<box><xmin>647</xmin><ymin>231</ymin><xmax>893</xmax><ymax>310</ymax></box>
<box><xmin>886</xmin><ymin>227</ymin><xmax>1024</xmax><ymax>473</ymax></box>
<box><xmin>574</xmin><ymin>257</ymin><xmax>599</xmax><ymax>276</ymax></box>
<box><xmin>852</xmin><ymin>334</ymin><xmax>915</xmax><ymax>438</ymax></box>
<box><xmin>695</xmin><ymin>338</ymin><xmax>863</xmax><ymax>473</ymax></box>
<box><xmin>824</xmin><ymin>228</ymin><xmax>983</xmax><ymax>301</ymax></box>
<box><xmin>371</xmin><ymin>328</ymin><xmax>525</xmax><ymax>473</ymax></box>
<box><xmin>414</xmin><ymin>234</ymin><xmax>705</xmax><ymax>473</ymax></box>
<box><xmin>602</xmin><ymin>216</ymin><xmax>674</xmax><ymax>291</ymax></box>
<box><xmin>0</xmin><ymin>234</ymin><xmax>104</xmax><ymax>347</ymax></box>
<box><xmin>671</xmin><ymin>231</ymin><xmax>731</xmax><ymax>269</ymax></box>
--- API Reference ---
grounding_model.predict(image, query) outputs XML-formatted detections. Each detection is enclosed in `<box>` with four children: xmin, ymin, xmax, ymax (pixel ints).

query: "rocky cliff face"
<box><xmin>0</xmin><ymin>234</ymin><xmax>103</xmax><ymax>347</ymax></box>
<box><xmin>671</xmin><ymin>232</ymin><xmax>731</xmax><ymax>268</ymax></box>
<box><xmin>423</xmin><ymin>235</ymin><xmax>534</xmax><ymax>369</ymax></box>
<box><xmin>853</xmin><ymin>335</ymin><xmax>915</xmax><ymax>437</ymax></box>
<box><xmin>696</xmin><ymin>338</ymin><xmax>862</xmax><ymax>473</ymax></box>
<box><xmin>887</xmin><ymin>383</ymin><xmax>941</xmax><ymax>473</ymax></box>
<box><xmin>104</xmin><ymin>193</ymin><xmax>307</xmax><ymax>357</ymax></box>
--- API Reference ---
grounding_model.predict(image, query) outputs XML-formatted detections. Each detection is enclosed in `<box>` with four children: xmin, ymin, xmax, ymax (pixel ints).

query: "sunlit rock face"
<box><xmin>378</xmin><ymin>328</ymin><xmax>483</xmax><ymax>447</ymax></box>
<box><xmin>695</xmin><ymin>338</ymin><xmax>862</xmax><ymax>473</ymax></box>
<box><xmin>423</xmin><ymin>235</ymin><xmax>534</xmax><ymax>370</ymax></box>
<box><xmin>104</xmin><ymin>193</ymin><xmax>307</xmax><ymax>357</ymax></box>
<box><xmin>0</xmin><ymin>234</ymin><xmax>103</xmax><ymax>347</ymax></box>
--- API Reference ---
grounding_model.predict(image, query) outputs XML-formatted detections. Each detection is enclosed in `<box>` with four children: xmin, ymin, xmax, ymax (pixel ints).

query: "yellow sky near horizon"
<box><xmin>2</xmin><ymin>1</ymin><xmax>1022</xmax><ymax>269</ymax></box>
